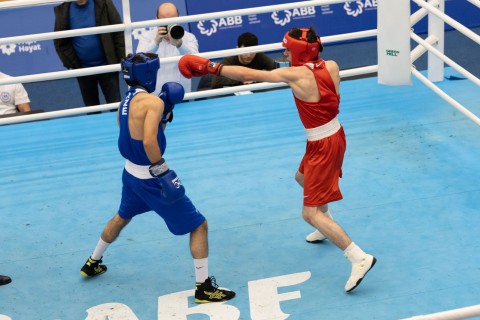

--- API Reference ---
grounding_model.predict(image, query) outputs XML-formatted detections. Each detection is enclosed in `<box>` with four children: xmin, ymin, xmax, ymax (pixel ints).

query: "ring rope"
<box><xmin>411</xmin><ymin>32</ymin><xmax>480</xmax><ymax>85</ymax></box>
<box><xmin>412</xmin><ymin>68</ymin><xmax>480</xmax><ymax>125</ymax></box>
<box><xmin>0</xmin><ymin>29</ymin><xmax>377</xmax><ymax>86</ymax></box>
<box><xmin>0</xmin><ymin>0</ymin><xmax>70</xmax><ymax>9</ymax></box>
<box><xmin>466</xmin><ymin>0</ymin><xmax>480</xmax><ymax>9</ymax></box>
<box><xmin>401</xmin><ymin>304</ymin><xmax>480</xmax><ymax>320</ymax></box>
<box><xmin>1</xmin><ymin>1</ymin><xmax>479</xmax><ymax>318</ymax></box>
<box><xmin>0</xmin><ymin>0</ymin><xmax>348</xmax><ymax>45</ymax></box>
<box><xmin>408</xmin><ymin>0</ymin><xmax>480</xmax><ymax>126</ymax></box>
<box><xmin>0</xmin><ymin>65</ymin><xmax>378</xmax><ymax>126</ymax></box>
<box><xmin>411</xmin><ymin>0</ymin><xmax>480</xmax><ymax>44</ymax></box>
<box><xmin>0</xmin><ymin>0</ymin><xmax>478</xmax><ymax>131</ymax></box>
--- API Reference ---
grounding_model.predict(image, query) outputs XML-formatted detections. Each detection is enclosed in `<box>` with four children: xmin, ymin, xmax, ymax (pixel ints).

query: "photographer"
<box><xmin>136</xmin><ymin>2</ymin><xmax>199</xmax><ymax>94</ymax></box>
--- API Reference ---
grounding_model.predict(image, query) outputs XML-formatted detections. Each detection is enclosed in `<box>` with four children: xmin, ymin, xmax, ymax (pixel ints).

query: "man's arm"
<box><xmin>211</xmin><ymin>57</ymin><xmax>243</xmax><ymax>88</ymax></box>
<box><xmin>143</xmin><ymin>96</ymin><xmax>163</xmax><ymax>164</ymax></box>
<box><xmin>137</xmin><ymin>31</ymin><xmax>199</xmax><ymax>55</ymax></box>
<box><xmin>14</xmin><ymin>84</ymin><xmax>31</xmax><ymax>113</ymax></box>
<box><xmin>175</xmin><ymin>32</ymin><xmax>199</xmax><ymax>55</ymax></box>
<box><xmin>53</xmin><ymin>4</ymin><xmax>81</xmax><ymax>69</ymax></box>
<box><xmin>220</xmin><ymin>64</ymin><xmax>297</xmax><ymax>84</ymax></box>
<box><xmin>179</xmin><ymin>54</ymin><xmax>300</xmax><ymax>84</ymax></box>
<box><xmin>136</xmin><ymin>29</ymin><xmax>159</xmax><ymax>53</ymax></box>
<box><xmin>16</xmin><ymin>103</ymin><xmax>31</xmax><ymax>113</ymax></box>
<box><xmin>179</xmin><ymin>55</ymin><xmax>318</xmax><ymax>101</ymax></box>
<box><xmin>143</xmin><ymin>94</ymin><xmax>185</xmax><ymax>202</ymax></box>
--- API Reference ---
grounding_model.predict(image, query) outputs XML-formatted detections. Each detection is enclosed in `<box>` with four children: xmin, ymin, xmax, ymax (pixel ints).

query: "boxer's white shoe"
<box><xmin>344</xmin><ymin>253</ymin><xmax>376</xmax><ymax>292</ymax></box>
<box><xmin>306</xmin><ymin>230</ymin><xmax>327</xmax><ymax>243</ymax></box>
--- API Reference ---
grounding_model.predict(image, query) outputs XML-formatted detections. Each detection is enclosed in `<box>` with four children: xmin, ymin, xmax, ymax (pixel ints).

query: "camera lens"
<box><xmin>168</xmin><ymin>24</ymin><xmax>185</xmax><ymax>40</ymax></box>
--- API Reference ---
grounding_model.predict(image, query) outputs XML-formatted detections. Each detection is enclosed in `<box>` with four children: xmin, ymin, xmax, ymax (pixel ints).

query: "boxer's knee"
<box><xmin>302</xmin><ymin>206</ymin><xmax>316</xmax><ymax>224</ymax></box>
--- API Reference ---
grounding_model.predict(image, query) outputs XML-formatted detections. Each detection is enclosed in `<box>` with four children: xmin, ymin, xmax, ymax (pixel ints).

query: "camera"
<box><xmin>166</xmin><ymin>24</ymin><xmax>184</xmax><ymax>40</ymax></box>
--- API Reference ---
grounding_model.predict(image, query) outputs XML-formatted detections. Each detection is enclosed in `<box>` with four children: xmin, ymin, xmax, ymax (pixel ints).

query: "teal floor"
<box><xmin>0</xmin><ymin>69</ymin><xmax>479</xmax><ymax>320</ymax></box>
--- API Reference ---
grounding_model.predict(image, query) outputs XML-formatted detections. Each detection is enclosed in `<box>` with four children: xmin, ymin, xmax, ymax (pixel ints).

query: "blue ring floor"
<box><xmin>0</xmin><ymin>68</ymin><xmax>479</xmax><ymax>320</ymax></box>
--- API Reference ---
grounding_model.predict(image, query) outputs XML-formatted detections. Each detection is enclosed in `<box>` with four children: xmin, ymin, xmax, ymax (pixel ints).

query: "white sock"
<box><xmin>344</xmin><ymin>242</ymin><xmax>366</xmax><ymax>263</ymax></box>
<box><xmin>91</xmin><ymin>238</ymin><xmax>110</xmax><ymax>260</ymax></box>
<box><xmin>194</xmin><ymin>258</ymin><xmax>209</xmax><ymax>283</ymax></box>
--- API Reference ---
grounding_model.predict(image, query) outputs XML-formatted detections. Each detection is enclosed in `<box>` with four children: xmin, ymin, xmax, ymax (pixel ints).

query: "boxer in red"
<box><xmin>179</xmin><ymin>27</ymin><xmax>376</xmax><ymax>293</ymax></box>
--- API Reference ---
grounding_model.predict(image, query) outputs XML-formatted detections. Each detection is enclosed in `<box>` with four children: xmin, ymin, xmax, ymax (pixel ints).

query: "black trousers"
<box><xmin>76</xmin><ymin>72</ymin><xmax>121</xmax><ymax>106</ymax></box>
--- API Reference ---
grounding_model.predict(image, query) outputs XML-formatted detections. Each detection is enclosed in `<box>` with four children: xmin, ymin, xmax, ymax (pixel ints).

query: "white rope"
<box><xmin>411</xmin><ymin>35</ymin><xmax>435</xmax><ymax>62</ymax></box>
<box><xmin>0</xmin><ymin>24</ymin><xmax>126</xmax><ymax>46</ymax></box>
<box><xmin>410</xmin><ymin>6</ymin><xmax>429</xmax><ymax>27</ymax></box>
<box><xmin>0</xmin><ymin>0</ymin><xmax>73</xmax><ymax>9</ymax></box>
<box><xmin>0</xmin><ymin>0</ymin><xmax>477</xmax><ymax>129</ymax></box>
<box><xmin>114</xmin><ymin>0</ymin><xmax>350</xmax><ymax>30</ymax></box>
<box><xmin>0</xmin><ymin>64</ymin><xmax>378</xmax><ymax>126</ymax></box>
<box><xmin>411</xmin><ymin>32</ymin><xmax>480</xmax><ymax>86</ymax></box>
<box><xmin>410</xmin><ymin>0</ymin><xmax>439</xmax><ymax>27</ymax></box>
<box><xmin>408</xmin><ymin>0</ymin><xmax>479</xmax><ymax>127</ymax></box>
<box><xmin>411</xmin><ymin>0</ymin><xmax>480</xmax><ymax>45</ymax></box>
<box><xmin>0</xmin><ymin>29</ymin><xmax>377</xmax><ymax>86</ymax></box>
<box><xmin>0</xmin><ymin>0</ymin><xmax>349</xmax><ymax>45</ymax></box>
<box><xmin>465</xmin><ymin>0</ymin><xmax>480</xmax><ymax>9</ymax></box>
<box><xmin>412</xmin><ymin>68</ymin><xmax>480</xmax><ymax>126</ymax></box>
<box><xmin>402</xmin><ymin>304</ymin><xmax>480</xmax><ymax>320</ymax></box>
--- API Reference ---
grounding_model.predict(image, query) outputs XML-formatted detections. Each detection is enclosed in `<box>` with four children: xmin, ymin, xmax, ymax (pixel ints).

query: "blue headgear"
<box><xmin>121</xmin><ymin>53</ymin><xmax>160</xmax><ymax>93</ymax></box>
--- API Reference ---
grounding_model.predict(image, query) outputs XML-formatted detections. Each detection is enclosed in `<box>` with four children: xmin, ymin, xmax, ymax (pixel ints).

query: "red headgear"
<box><xmin>282</xmin><ymin>28</ymin><xmax>323</xmax><ymax>66</ymax></box>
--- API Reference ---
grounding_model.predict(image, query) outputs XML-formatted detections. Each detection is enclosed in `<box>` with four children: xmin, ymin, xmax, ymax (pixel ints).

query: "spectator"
<box><xmin>211</xmin><ymin>32</ymin><xmax>275</xmax><ymax>89</ymax></box>
<box><xmin>179</xmin><ymin>27</ymin><xmax>377</xmax><ymax>293</ymax></box>
<box><xmin>136</xmin><ymin>2</ymin><xmax>199</xmax><ymax>95</ymax></box>
<box><xmin>53</xmin><ymin>0</ymin><xmax>125</xmax><ymax>107</ymax></box>
<box><xmin>0</xmin><ymin>71</ymin><xmax>31</xmax><ymax>115</ymax></box>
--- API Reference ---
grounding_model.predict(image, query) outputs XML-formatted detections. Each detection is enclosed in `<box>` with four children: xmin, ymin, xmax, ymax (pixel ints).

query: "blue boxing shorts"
<box><xmin>118</xmin><ymin>169</ymin><xmax>205</xmax><ymax>235</ymax></box>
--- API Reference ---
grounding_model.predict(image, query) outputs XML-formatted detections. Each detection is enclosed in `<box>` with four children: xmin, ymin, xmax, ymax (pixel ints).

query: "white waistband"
<box><xmin>305</xmin><ymin>117</ymin><xmax>341</xmax><ymax>141</ymax></box>
<box><xmin>124</xmin><ymin>160</ymin><xmax>154</xmax><ymax>179</ymax></box>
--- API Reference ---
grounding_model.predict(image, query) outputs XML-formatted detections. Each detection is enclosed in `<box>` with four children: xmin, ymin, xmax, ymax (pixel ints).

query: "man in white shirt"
<box><xmin>136</xmin><ymin>2</ymin><xmax>199</xmax><ymax>94</ymax></box>
<box><xmin>0</xmin><ymin>72</ymin><xmax>31</xmax><ymax>115</ymax></box>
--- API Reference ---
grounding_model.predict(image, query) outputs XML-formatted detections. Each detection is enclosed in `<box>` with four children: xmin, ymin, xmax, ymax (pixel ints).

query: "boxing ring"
<box><xmin>0</xmin><ymin>0</ymin><xmax>479</xmax><ymax>319</ymax></box>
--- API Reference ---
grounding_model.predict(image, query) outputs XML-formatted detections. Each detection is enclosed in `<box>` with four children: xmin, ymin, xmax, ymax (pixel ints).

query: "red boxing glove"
<box><xmin>178</xmin><ymin>54</ymin><xmax>223</xmax><ymax>79</ymax></box>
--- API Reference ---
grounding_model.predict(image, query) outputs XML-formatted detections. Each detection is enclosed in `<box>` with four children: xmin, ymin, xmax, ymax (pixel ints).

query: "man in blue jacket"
<box><xmin>53</xmin><ymin>0</ymin><xmax>125</xmax><ymax>106</ymax></box>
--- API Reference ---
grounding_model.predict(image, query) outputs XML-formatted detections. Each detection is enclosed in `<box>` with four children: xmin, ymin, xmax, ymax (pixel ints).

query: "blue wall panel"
<box><xmin>0</xmin><ymin>0</ymin><xmax>478</xmax><ymax>77</ymax></box>
<box><xmin>185</xmin><ymin>0</ymin><xmax>479</xmax><ymax>53</ymax></box>
<box><xmin>185</xmin><ymin>0</ymin><xmax>378</xmax><ymax>52</ymax></box>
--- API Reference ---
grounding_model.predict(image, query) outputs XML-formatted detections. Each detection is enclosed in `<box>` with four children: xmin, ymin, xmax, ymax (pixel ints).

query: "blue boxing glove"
<box><xmin>159</xmin><ymin>82</ymin><xmax>185</xmax><ymax>123</ymax></box>
<box><xmin>149</xmin><ymin>158</ymin><xmax>185</xmax><ymax>202</ymax></box>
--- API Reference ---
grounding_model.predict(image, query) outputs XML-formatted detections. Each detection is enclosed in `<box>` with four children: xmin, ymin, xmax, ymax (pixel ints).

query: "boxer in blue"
<box><xmin>80</xmin><ymin>52</ymin><xmax>235</xmax><ymax>304</ymax></box>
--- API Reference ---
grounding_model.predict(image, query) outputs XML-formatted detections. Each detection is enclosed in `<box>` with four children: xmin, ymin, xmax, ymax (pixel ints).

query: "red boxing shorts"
<box><xmin>299</xmin><ymin>127</ymin><xmax>346</xmax><ymax>207</ymax></box>
<box><xmin>118</xmin><ymin>169</ymin><xmax>205</xmax><ymax>235</ymax></box>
